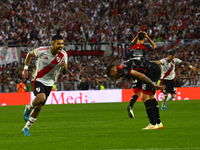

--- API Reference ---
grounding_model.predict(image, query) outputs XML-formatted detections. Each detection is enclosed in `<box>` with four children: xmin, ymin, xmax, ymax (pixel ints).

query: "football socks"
<box><xmin>27</xmin><ymin>101</ymin><xmax>34</xmax><ymax>110</ymax></box>
<box><xmin>24</xmin><ymin>117</ymin><xmax>37</xmax><ymax>129</ymax></box>
<box><xmin>144</xmin><ymin>99</ymin><xmax>156</xmax><ymax>125</ymax></box>
<box><xmin>129</xmin><ymin>95</ymin><xmax>139</xmax><ymax>108</ymax></box>
<box><xmin>151</xmin><ymin>98</ymin><xmax>161</xmax><ymax>124</ymax></box>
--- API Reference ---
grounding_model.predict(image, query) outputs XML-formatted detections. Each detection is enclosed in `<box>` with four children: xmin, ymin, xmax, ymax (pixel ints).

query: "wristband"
<box><xmin>24</xmin><ymin>65</ymin><xmax>29</xmax><ymax>70</ymax></box>
<box><xmin>189</xmin><ymin>65</ymin><xmax>193</xmax><ymax>68</ymax></box>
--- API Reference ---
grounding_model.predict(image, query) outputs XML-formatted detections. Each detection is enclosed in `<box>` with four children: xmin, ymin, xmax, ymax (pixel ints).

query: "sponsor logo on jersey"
<box><xmin>36</xmin><ymin>87</ymin><xmax>40</xmax><ymax>92</ymax></box>
<box><xmin>57</xmin><ymin>57</ymin><xmax>60</xmax><ymax>62</ymax></box>
<box><xmin>124</xmin><ymin>69</ymin><xmax>128</xmax><ymax>75</ymax></box>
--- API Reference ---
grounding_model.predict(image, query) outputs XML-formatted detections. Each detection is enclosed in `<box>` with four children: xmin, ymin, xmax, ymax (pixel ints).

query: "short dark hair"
<box><xmin>52</xmin><ymin>34</ymin><xmax>63</xmax><ymax>41</ymax></box>
<box><xmin>168</xmin><ymin>50</ymin><xmax>175</xmax><ymax>56</ymax></box>
<box><xmin>138</xmin><ymin>32</ymin><xmax>145</xmax><ymax>40</ymax></box>
<box><xmin>106</xmin><ymin>64</ymin><xmax>115</xmax><ymax>77</ymax></box>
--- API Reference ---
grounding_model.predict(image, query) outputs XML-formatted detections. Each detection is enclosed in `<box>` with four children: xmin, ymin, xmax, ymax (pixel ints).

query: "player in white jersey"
<box><xmin>155</xmin><ymin>50</ymin><xmax>196</xmax><ymax>110</ymax></box>
<box><xmin>22</xmin><ymin>34</ymin><xmax>68</xmax><ymax>136</ymax></box>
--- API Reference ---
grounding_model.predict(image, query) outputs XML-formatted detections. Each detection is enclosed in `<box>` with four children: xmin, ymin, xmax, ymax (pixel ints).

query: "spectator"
<box><xmin>0</xmin><ymin>0</ymin><xmax>200</xmax><ymax>93</ymax></box>
<box><xmin>0</xmin><ymin>77</ymin><xmax>2</xmax><ymax>92</ymax></box>
<box><xmin>93</xmin><ymin>78</ymin><xmax>101</xmax><ymax>90</ymax></box>
<box><xmin>26</xmin><ymin>80</ymin><xmax>32</xmax><ymax>92</ymax></box>
<box><xmin>176</xmin><ymin>76</ymin><xmax>184</xmax><ymax>87</ymax></box>
<box><xmin>78</xmin><ymin>77</ymin><xmax>89</xmax><ymax>90</ymax></box>
<box><xmin>0</xmin><ymin>0</ymin><xmax>200</xmax><ymax>45</ymax></box>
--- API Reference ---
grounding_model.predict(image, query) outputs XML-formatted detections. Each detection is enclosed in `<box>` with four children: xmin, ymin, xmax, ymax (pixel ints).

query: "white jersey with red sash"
<box><xmin>160</xmin><ymin>58</ymin><xmax>182</xmax><ymax>80</ymax></box>
<box><xmin>32</xmin><ymin>46</ymin><xmax>68</xmax><ymax>86</ymax></box>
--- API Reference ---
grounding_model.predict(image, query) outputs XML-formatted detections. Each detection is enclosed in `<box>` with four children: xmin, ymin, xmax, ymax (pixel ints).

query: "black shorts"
<box><xmin>141</xmin><ymin>62</ymin><xmax>161</xmax><ymax>95</ymax></box>
<box><xmin>132</xmin><ymin>78</ymin><xmax>142</xmax><ymax>93</ymax></box>
<box><xmin>33</xmin><ymin>81</ymin><xmax>52</xmax><ymax>105</ymax></box>
<box><xmin>161</xmin><ymin>79</ymin><xmax>176</xmax><ymax>94</ymax></box>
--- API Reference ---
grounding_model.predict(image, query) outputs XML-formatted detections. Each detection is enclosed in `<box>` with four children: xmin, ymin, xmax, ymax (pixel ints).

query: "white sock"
<box><xmin>162</xmin><ymin>96</ymin><xmax>167</xmax><ymax>107</ymax></box>
<box><xmin>166</xmin><ymin>95</ymin><xmax>172</xmax><ymax>102</ymax></box>
<box><xmin>27</xmin><ymin>101</ymin><xmax>34</xmax><ymax>110</ymax></box>
<box><xmin>24</xmin><ymin>117</ymin><xmax>37</xmax><ymax>129</ymax></box>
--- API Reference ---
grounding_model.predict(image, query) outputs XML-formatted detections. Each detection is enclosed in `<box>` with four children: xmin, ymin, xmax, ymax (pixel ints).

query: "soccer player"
<box><xmin>127</xmin><ymin>31</ymin><xmax>156</xmax><ymax>118</ymax></box>
<box><xmin>106</xmin><ymin>57</ymin><xmax>165</xmax><ymax>130</ymax></box>
<box><xmin>22</xmin><ymin>34</ymin><xmax>68</xmax><ymax>136</ymax></box>
<box><xmin>155</xmin><ymin>50</ymin><xmax>196</xmax><ymax>110</ymax></box>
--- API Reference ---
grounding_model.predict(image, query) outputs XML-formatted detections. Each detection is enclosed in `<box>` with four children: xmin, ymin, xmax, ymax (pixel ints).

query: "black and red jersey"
<box><xmin>129</xmin><ymin>43</ymin><xmax>154</xmax><ymax>58</ymax></box>
<box><xmin>117</xmin><ymin>57</ymin><xmax>153</xmax><ymax>79</ymax></box>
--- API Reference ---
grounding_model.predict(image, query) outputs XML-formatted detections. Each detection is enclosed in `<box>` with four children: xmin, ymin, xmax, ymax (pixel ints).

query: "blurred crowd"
<box><xmin>0</xmin><ymin>41</ymin><xmax>200</xmax><ymax>93</ymax></box>
<box><xmin>0</xmin><ymin>0</ymin><xmax>200</xmax><ymax>47</ymax></box>
<box><xmin>0</xmin><ymin>0</ymin><xmax>200</xmax><ymax>93</ymax></box>
<box><xmin>56</xmin><ymin>41</ymin><xmax>200</xmax><ymax>91</ymax></box>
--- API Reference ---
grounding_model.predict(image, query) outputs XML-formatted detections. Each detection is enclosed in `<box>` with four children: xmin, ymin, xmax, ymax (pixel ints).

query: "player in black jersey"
<box><xmin>127</xmin><ymin>31</ymin><xmax>157</xmax><ymax>119</ymax></box>
<box><xmin>129</xmin><ymin>31</ymin><xmax>156</xmax><ymax>58</ymax></box>
<box><xmin>106</xmin><ymin>57</ymin><xmax>165</xmax><ymax>130</ymax></box>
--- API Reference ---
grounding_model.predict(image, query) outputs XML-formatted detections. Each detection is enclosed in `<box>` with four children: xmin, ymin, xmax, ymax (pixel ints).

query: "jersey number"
<box><xmin>142</xmin><ymin>84</ymin><xmax>146</xmax><ymax>90</ymax></box>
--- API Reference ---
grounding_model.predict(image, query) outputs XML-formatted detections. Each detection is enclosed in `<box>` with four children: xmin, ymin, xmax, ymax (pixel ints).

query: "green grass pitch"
<box><xmin>0</xmin><ymin>100</ymin><xmax>200</xmax><ymax>150</ymax></box>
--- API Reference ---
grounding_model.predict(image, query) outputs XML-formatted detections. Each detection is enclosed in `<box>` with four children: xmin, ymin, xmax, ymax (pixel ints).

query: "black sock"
<box><xmin>144</xmin><ymin>99</ymin><xmax>156</xmax><ymax>125</ymax></box>
<box><xmin>151</xmin><ymin>98</ymin><xmax>161</xmax><ymax>124</ymax></box>
<box><xmin>129</xmin><ymin>95</ymin><xmax>139</xmax><ymax>108</ymax></box>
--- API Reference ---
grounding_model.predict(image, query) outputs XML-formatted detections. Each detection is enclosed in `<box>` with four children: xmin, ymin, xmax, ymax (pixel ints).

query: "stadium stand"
<box><xmin>0</xmin><ymin>0</ymin><xmax>200</xmax><ymax>92</ymax></box>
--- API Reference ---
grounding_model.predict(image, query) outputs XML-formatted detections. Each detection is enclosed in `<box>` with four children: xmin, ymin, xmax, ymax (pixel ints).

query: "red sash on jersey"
<box><xmin>0</xmin><ymin>35</ymin><xmax>7</xmax><ymax>42</ymax></box>
<box><xmin>161</xmin><ymin>64</ymin><xmax>173</xmax><ymax>85</ymax></box>
<box><xmin>101</xmin><ymin>33</ymin><xmax>106</xmax><ymax>41</ymax></box>
<box><xmin>32</xmin><ymin>52</ymin><xmax>64</xmax><ymax>90</ymax></box>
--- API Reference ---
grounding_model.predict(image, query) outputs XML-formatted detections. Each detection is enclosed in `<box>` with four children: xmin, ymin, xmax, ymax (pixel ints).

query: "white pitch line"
<box><xmin>104</xmin><ymin>148</ymin><xmax>200</xmax><ymax>150</ymax></box>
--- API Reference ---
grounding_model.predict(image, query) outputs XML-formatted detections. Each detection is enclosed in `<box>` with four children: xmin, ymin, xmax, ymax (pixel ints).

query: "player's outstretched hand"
<box><xmin>153</xmin><ymin>84</ymin><xmax>166</xmax><ymax>90</ymax></box>
<box><xmin>22</xmin><ymin>69</ymin><xmax>28</xmax><ymax>79</ymax></box>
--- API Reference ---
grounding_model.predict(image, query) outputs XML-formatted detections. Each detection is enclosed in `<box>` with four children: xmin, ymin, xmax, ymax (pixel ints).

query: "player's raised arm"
<box><xmin>131</xmin><ymin>31</ymin><xmax>142</xmax><ymax>43</ymax></box>
<box><xmin>143</xmin><ymin>31</ymin><xmax>157</xmax><ymax>50</ymax></box>
<box><xmin>22</xmin><ymin>50</ymin><xmax>36</xmax><ymax>79</ymax></box>
<box><xmin>153</xmin><ymin>61</ymin><xmax>163</xmax><ymax>65</ymax></box>
<box><xmin>180</xmin><ymin>61</ymin><xmax>196</xmax><ymax>74</ymax></box>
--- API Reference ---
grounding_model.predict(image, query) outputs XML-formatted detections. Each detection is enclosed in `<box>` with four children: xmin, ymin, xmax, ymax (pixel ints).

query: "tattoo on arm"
<box><xmin>141</xmin><ymin>76</ymin><xmax>154</xmax><ymax>86</ymax></box>
<box><xmin>131</xmin><ymin>70</ymin><xmax>155</xmax><ymax>86</ymax></box>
